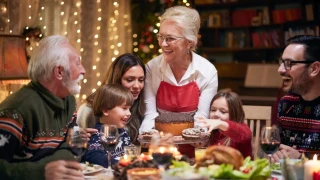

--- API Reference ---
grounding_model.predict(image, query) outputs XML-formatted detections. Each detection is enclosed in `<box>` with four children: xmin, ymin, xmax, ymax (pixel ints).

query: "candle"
<box><xmin>119</xmin><ymin>154</ymin><xmax>131</xmax><ymax>166</ymax></box>
<box><xmin>159</xmin><ymin>146</ymin><xmax>165</xmax><ymax>153</ymax></box>
<box><xmin>139</xmin><ymin>153</ymin><xmax>151</xmax><ymax>161</ymax></box>
<box><xmin>313</xmin><ymin>170</ymin><xmax>320</xmax><ymax>180</ymax></box>
<box><xmin>170</xmin><ymin>147</ymin><xmax>182</xmax><ymax>160</ymax></box>
<box><xmin>304</xmin><ymin>155</ymin><xmax>320</xmax><ymax>180</ymax></box>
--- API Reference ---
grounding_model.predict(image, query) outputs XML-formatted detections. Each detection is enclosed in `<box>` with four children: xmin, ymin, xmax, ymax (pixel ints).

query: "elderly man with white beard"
<box><xmin>0</xmin><ymin>35</ymin><xmax>95</xmax><ymax>180</ymax></box>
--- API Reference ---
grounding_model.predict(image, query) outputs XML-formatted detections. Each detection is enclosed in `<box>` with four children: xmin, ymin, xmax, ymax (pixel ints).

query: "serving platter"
<box><xmin>138</xmin><ymin>135</ymin><xmax>209</xmax><ymax>145</ymax></box>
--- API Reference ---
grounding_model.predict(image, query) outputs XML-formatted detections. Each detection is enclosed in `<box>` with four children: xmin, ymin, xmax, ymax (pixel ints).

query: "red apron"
<box><xmin>156</xmin><ymin>80</ymin><xmax>200</xmax><ymax>158</ymax></box>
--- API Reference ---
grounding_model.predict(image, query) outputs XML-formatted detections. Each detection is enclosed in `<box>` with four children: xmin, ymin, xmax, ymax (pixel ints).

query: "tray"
<box><xmin>138</xmin><ymin>135</ymin><xmax>208</xmax><ymax>145</ymax></box>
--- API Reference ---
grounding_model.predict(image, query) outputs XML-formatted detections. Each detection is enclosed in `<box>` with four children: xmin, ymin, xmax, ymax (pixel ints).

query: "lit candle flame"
<box><xmin>169</xmin><ymin>147</ymin><xmax>176</xmax><ymax>153</ymax></box>
<box><xmin>159</xmin><ymin>146</ymin><xmax>165</xmax><ymax>153</ymax></box>
<box><xmin>124</xmin><ymin>154</ymin><xmax>128</xmax><ymax>160</ymax></box>
<box><xmin>314</xmin><ymin>154</ymin><xmax>318</xmax><ymax>161</ymax></box>
<box><xmin>160</xmin><ymin>131</ymin><xmax>164</xmax><ymax>137</ymax></box>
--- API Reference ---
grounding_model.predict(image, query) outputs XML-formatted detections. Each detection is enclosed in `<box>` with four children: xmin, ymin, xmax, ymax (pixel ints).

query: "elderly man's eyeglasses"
<box><xmin>156</xmin><ymin>34</ymin><xmax>184</xmax><ymax>44</ymax></box>
<box><xmin>278</xmin><ymin>59</ymin><xmax>315</xmax><ymax>70</ymax></box>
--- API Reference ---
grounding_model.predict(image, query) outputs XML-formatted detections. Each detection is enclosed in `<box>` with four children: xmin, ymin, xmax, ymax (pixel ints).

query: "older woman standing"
<box><xmin>140</xmin><ymin>6</ymin><xmax>218</xmax><ymax>156</ymax></box>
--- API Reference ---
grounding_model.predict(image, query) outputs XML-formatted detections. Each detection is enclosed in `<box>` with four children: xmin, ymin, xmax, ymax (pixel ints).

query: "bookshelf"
<box><xmin>193</xmin><ymin>0</ymin><xmax>319</xmax><ymax>105</ymax></box>
<box><xmin>194</xmin><ymin>0</ymin><xmax>320</xmax><ymax>63</ymax></box>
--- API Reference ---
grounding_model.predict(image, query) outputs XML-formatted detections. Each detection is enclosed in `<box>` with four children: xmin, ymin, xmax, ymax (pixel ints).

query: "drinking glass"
<box><xmin>66</xmin><ymin>126</ymin><xmax>87</xmax><ymax>161</ymax></box>
<box><xmin>195</xmin><ymin>147</ymin><xmax>207</xmax><ymax>161</ymax></box>
<box><xmin>124</xmin><ymin>144</ymin><xmax>141</xmax><ymax>159</ymax></box>
<box><xmin>260</xmin><ymin>126</ymin><xmax>280</xmax><ymax>166</ymax></box>
<box><xmin>100</xmin><ymin>124</ymin><xmax>119</xmax><ymax>169</ymax></box>
<box><xmin>149</xmin><ymin>133</ymin><xmax>174</xmax><ymax>171</ymax></box>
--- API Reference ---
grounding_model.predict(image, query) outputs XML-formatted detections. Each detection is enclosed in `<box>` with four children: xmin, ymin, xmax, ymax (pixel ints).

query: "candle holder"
<box><xmin>119</xmin><ymin>154</ymin><xmax>132</xmax><ymax>167</ymax></box>
<box><xmin>281</xmin><ymin>158</ymin><xmax>304</xmax><ymax>180</ymax></box>
<box><xmin>124</xmin><ymin>144</ymin><xmax>141</xmax><ymax>159</ymax></box>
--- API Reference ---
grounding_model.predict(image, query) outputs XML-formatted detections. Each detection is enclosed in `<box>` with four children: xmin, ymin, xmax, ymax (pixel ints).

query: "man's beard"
<box><xmin>62</xmin><ymin>71</ymin><xmax>83</xmax><ymax>95</ymax></box>
<box><xmin>289</xmin><ymin>68</ymin><xmax>312</xmax><ymax>95</ymax></box>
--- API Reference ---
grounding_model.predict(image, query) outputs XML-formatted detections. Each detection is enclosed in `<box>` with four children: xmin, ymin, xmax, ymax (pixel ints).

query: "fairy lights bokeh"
<box><xmin>2</xmin><ymin>0</ymin><xmax>189</xmax><ymax>102</ymax></box>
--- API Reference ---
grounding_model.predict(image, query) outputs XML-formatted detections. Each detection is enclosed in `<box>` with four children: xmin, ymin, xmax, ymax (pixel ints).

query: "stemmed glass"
<box><xmin>260</xmin><ymin>126</ymin><xmax>281</xmax><ymax>167</ymax></box>
<box><xmin>100</xmin><ymin>124</ymin><xmax>119</xmax><ymax>170</ymax></box>
<box><xmin>66</xmin><ymin>126</ymin><xmax>88</xmax><ymax>161</ymax></box>
<box><xmin>149</xmin><ymin>133</ymin><xmax>174</xmax><ymax>171</ymax></box>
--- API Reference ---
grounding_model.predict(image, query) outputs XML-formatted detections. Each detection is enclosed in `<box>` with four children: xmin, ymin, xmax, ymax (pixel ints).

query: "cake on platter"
<box><xmin>155</xmin><ymin>112</ymin><xmax>194</xmax><ymax>136</ymax></box>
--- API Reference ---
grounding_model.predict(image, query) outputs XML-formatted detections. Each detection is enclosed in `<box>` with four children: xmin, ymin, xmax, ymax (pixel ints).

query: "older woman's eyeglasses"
<box><xmin>156</xmin><ymin>34</ymin><xmax>184</xmax><ymax>44</ymax></box>
<box><xmin>278</xmin><ymin>58</ymin><xmax>315</xmax><ymax>70</ymax></box>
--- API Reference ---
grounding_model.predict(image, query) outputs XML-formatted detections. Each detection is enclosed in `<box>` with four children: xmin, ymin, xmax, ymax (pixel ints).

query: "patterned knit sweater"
<box><xmin>0</xmin><ymin>81</ymin><xmax>76</xmax><ymax>180</ymax></box>
<box><xmin>277</xmin><ymin>93</ymin><xmax>320</xmax><ymax>154</ymax></box>
<box><xmin>83</xmin><ymin>123</ymin><xmax>131</xmax><ymax>168</ymax></box>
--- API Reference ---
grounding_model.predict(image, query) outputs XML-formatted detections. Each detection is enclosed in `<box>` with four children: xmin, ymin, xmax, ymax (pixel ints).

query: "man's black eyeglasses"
<box><xmin>278</xmin><ymin>59</ymin><xmax>315</xmax><ymax>70</ymax></box>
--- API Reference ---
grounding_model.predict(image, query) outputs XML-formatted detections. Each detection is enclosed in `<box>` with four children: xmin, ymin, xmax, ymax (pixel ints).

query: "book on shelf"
<box><xmin>251</xmin><ymin>30</ymin><xmax>281</xmax><ymax>48</ymax></box>
<box><xmin>204</xmin><ymin>10</ymin><xmax>230</xmax><ymax>28</ymax></box>
<box><xmin>285</xmin><ymin>26</ymin><xmax>319</xmax><ymax>40</ymax></box>
<box><xmin>305</xmin><ymin>4</ymin><xmax>314</xmax><ymax>21</ymax></box>
<box><xmin>272</xmin><ymin>8</ymin><xmax>302</xmax><ymax>23</ymax></box>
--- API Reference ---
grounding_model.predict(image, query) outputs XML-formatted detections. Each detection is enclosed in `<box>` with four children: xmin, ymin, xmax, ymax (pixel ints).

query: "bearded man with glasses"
<box><xmin>272</xmin><ymin>35</ymin><xmax>320</xmax><ymax>162</ymax></box>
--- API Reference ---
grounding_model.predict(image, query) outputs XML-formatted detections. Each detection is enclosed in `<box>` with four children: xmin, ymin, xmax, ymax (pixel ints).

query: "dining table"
<box><xmin>83</xmin><ymin>168</ymin><xmax>284</xmax><ymax>180</ymax></box>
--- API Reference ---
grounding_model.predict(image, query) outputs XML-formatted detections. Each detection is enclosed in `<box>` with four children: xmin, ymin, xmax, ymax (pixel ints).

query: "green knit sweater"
<box><xmin>0</xmin><ymin>81</ymin><xmax>76</xmax><ymax>180</ymax></box>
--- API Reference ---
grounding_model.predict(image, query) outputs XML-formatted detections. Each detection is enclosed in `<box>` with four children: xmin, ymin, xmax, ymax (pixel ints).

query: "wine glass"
<box><xmin>66</xmin><ymin>126</ymin><xmax>88</xmax><ymax>161</ymax></box>
<box><xmin>260</xmin><ymin>126</ymin><xmax>281</xmax><ymax>167</ymax></box>
<box><xmin>100</xmin><ymin>124</ymin><xmax>119</xmax><ymax>170</ymax></box>
<box><xmin>149</xmin><ymin>133</ymin><xmax>174</xmax><ymax>171</ymax></box>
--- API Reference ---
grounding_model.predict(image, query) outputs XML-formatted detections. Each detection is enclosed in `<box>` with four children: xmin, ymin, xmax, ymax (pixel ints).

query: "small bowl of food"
<box><xmin>127</xmin><ymin>168</ymin><xmax>160</xmax><ymax>180</ymax></box>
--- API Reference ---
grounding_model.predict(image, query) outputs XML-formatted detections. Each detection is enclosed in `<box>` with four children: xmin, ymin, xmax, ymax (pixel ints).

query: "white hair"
<box><xmin>160</xmin><ymin>6</ymin><xmax>200</xmax><ymax>51</ymax></box>
<box><xmin>28</xmin><ymin>35</ymin><xmax>76</xmax><ymax>82</ymax></box>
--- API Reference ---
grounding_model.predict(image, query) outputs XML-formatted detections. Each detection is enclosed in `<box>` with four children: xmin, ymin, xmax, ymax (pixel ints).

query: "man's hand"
<box><xmin>271</xmin><ymin>144</ymin><xmax>301</xmax><ymax>163</ymax></box>
<box><xmin>45</xmin><ymin>160</ymin><xmax>84</xmax><ymax>180</ymax></box>
<box><xmin>80</xmin><ymin>128</ymin><xmax>98</xmax><ymax>141</ymax></box>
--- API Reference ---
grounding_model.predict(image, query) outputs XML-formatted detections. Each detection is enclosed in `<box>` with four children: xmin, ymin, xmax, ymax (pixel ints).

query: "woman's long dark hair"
<box><xmin>86</xmin><ymin>53</ymin><xmax>146</xmax><ymax>144</ymax></box>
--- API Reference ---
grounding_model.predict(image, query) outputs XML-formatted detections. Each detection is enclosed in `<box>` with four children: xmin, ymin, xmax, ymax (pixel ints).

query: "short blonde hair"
<box><xmin>93</xmin><ymin>84</ymin><xmax>134</xmax><ymax>117</ymax></box>
<box><xmin>160</xmin><ymin>6</ymin><xmax>200</xmax><ymax>51</ymax></box>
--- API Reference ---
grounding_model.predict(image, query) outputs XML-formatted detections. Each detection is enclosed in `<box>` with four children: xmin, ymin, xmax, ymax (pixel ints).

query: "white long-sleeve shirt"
<box><xmin>139</xmin><ymin>52</ymin><xmax>218</xmax><ymax>133</ymax></box>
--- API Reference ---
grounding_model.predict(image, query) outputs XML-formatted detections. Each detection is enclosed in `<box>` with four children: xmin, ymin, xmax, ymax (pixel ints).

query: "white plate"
<box><xmin>272</xmin><ymin>169</ymin><xmax>282</xmax><ymax>174</ymax></box>
<box><xmin>81</xmin><ymin>163</ymin><xmax>104</xmax><ymax>175</ymax></box>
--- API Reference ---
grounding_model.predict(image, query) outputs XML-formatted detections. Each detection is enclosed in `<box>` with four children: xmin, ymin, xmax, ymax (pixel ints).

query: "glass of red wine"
<box><xmin>66</xmin><ymin>126</ymin><xmax>88</xmax><ymax>161</ymax></box>
<box><xmin>149</xmin><ymin>133</ymin><xmax>174</xmax><ymax>171</ymax></box>
<box><xmin>100</xmin><ymin>124</ymin><xmax>119</xmax><ymax>169</ymax></box>
<box><xmin>260</xmin><ymin>126</ymin><xmax>280</xmax><ymax>166</ymax></box>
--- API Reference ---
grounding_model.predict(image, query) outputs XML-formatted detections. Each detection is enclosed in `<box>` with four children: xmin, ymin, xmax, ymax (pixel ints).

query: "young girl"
<box><xmin>83</xmin><ymin>84</ymin><xmax>134</xmax><ymax>168</ymax></box>
<box><xmin>197</xmin><ymin>90</ymin><xmax>253</xmax><ymax>159</ymax></box>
